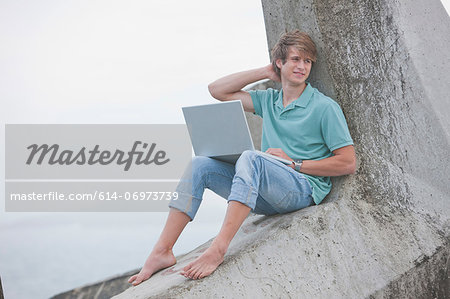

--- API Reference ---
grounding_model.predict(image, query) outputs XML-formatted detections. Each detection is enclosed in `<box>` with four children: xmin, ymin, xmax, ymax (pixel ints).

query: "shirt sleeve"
<box><xmin>248</xmin><ymin>89</ymin><xmax>267</xmax><ymax>117</ymax></box>
<box><xmin>320</xmin><ymin>102</ymin><xmax>354</xmax><ymax>152</ymax></box>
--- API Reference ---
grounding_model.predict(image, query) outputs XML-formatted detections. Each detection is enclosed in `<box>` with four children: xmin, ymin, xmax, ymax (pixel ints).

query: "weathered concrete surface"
<box><xmin>369</xmin><ymin>244</ymin><xmax>449</xmax><ymax>299</ymax></box>
<box><xmin>51</xmin><ymin>270</ymin><xmax>138</xmax><ymax>299</ymax></box>
<box><xmin>113</xmin><ymin>201</ymin><xmax>447</xmax><ymax>298</ymax></box>
<box><xmin>59</xmin><ymin>0</ymin><xmax>450</xmax><ymax>298</ymax></box>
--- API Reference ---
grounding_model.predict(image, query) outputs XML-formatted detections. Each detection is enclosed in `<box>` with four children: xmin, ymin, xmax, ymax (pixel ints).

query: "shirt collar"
<box><xmin>275</xmin><ymin>83</ymin><xmax>314</xmax><ymax>109</ymax></box>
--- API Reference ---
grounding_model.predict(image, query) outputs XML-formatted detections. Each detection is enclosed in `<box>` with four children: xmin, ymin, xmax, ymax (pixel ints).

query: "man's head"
<box><xmin>271</xmin><ymin>30</ymin><xmax>317</xmax><ymax>77</ymax></box>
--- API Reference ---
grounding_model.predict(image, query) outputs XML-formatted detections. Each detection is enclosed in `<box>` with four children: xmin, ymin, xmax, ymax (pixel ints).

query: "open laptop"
<box><xmin>182</xmin><ymin>100</ymin><xmax>293</xmax><ymax>165</ymax></box>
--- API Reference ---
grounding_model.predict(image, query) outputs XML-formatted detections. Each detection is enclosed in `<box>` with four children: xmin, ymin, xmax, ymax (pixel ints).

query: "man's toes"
<box><xmin>189</xmin><ymin>265</ymin><xmax>202</xmax><ymax>279</ymax></box>
<box><xmin>199</xmin><ymin>269</ymin><xmax>210</xmax><ymax>279</ymax></box>
<box><xmin>132</xmin><ymin>273</ymin><xmax>148</xmax><ymax>286</ymax></box>
<box><xmin>189</xmin><ymin>268</ymin><xmax>199</xmax><ymax>280</ymax></box>
<box><xmin>128</xmin><ymin>274</ymin><xmax>138</xmax><ymax>283</ymax></box>
<box><xmin>132</xmin><ymin>279</ymin><xmax>142</xmax><ymax>286</ymax></box>
<box><xmin>185</xmin><ymin>268</ymin><xmax>195</xmax><ymax>279</ymax></box>
<box><xmin>132</xmin><ymin>277</ymin><xmax>143</xmax><ymax>286</ymax></box>
<box><xmin>192</xmin><ymin>269</ymin><xmax>202</xmax><ymax>280</ymax></box>
<box><xmin>183</xmin><ymin>263</ymin><xmax>193</xmax><ymax>272</ymax></box>
<box><xmin>181</xmin><ymin>271</ymin><xmax>189</xmax><ymax>277</ymax></box>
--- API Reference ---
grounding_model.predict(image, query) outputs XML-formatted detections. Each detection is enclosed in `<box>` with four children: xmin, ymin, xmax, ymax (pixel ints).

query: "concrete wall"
<box><xmin>0</xmin><ymin>276</ymin><xmax>4</xmax><ymax>299</ymax></box>
<box><xmin>263</xmin><ymin>0</ymin><xmax>450</xmax><ymax>214</ymax></box>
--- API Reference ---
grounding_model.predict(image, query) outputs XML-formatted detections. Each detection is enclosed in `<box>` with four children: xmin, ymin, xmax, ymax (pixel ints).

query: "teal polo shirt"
<box><xmin>249</xmin><ymin>83</ymin><xmax>353</xmax><ymax>204</ymax></box>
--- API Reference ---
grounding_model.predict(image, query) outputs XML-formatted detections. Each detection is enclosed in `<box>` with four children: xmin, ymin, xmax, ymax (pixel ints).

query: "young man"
<box><xmin>128</xmin><ymin>30</ymin><xmax>356</xmax><ymax>284</ymax></box>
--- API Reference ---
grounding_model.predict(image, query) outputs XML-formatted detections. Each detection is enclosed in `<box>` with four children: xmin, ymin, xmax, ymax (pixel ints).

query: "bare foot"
<box><xmin>128</xmin><ymin>248</ymin><xmax>176</xmax><ymax>286</ymax></box>
<box><xmin>181</xmin><ymin>244</ymin><xmax>226</xmax><ymax>280</ymax></box>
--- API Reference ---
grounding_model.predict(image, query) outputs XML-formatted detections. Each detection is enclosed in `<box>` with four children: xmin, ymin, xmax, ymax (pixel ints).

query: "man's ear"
<box><xmin>275</xmin><ymin>59</ymin><xmax>283</xmax><ymax>69</ymax></box>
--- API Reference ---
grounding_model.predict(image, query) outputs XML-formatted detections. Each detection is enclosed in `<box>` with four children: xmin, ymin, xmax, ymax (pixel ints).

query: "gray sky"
<box><xmin>1</xmin><ymin>0</ymin><xmax>449</xmax><ymax>125</ymax></box>
<box><xmin>0</xmin><ymin>0</ymin><xmax>269</xmax><ymax>125</ymax></box>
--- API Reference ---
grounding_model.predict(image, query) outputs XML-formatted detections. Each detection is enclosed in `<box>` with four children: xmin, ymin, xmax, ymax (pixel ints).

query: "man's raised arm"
<box><xmin>208</xmin><ymin>64</ymin><xmax>280</xmax><ymax>113</ymax></box>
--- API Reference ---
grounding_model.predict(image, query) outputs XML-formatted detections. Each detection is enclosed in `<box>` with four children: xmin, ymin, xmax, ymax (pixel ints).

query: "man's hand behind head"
<box><xmin>265</xmin><ymin>64</ymin><xmax>281</xmax><ymax>83</ymax></box>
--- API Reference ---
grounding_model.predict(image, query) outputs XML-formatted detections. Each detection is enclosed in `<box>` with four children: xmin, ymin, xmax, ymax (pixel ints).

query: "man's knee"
<box><xmin>237</xmin><ymin>150</ymin><xmax>259</xmax><ymax>163</ymax></box>
<box><xmin>190</xmin><ymin>156</ymin><xmax>231</xmax><ymax>184</ymax></box>
<box><xmin>189</xmin><ymin>156</ymin><xmax>211</xmax><ymax>181</ymax></box>
<box><xmin>236</xmin><ymin>150</ymin><xmax>265</xmax><ymax>170</ymax></box>
<box><xmin>191</xmin><ymin>156</ymin><xmax>216</xmax><ymax>171</ymax></box>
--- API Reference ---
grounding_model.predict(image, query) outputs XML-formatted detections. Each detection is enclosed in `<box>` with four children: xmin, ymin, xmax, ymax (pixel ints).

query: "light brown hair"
<box><xmin>271</xmin><ymin>30</ymin><xmax>317</xmax><ymax>76</ymax></box>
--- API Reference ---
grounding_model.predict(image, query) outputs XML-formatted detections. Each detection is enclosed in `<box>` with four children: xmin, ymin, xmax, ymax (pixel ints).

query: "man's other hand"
<box><xmin>265</xmin><ymin>148</ymin><xmax>292</xmax><ymax>160</ymax></box>
<box><xmin>265</xmin><ymin>148</ymin><xmax>295</xmax><ymax>169</ymax></box>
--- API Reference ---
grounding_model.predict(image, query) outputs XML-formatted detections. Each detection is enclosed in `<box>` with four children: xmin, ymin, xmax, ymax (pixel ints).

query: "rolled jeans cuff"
<box><xmin>227</xmin><ymin>181</ymin><xmax>258</xmax><ymax>210</ymax></box>
<box><xmin>168</xmin><ymin>191</ymin><xmax>201</xmax><ymax>221</ymax></box>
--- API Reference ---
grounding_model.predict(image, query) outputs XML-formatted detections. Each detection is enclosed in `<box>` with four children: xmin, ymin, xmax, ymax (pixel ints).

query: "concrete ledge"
<box><xmin>111</xmin><ymin>197</ymin><xmax>448</xmax><ymax>298</ymax></box>
<box><xmin>51</xmin><ymin>270</ymin><xmax>138</xmax><ymax>299</ymax></box>
<box><xmin>370</xmin><ymin>245</ymin><xmax>449</xmax><ymax>298</ymax></box>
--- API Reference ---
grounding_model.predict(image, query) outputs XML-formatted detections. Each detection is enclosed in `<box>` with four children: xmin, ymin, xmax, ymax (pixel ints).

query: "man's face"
<box><xmin>276</xmin><ymin>46</ymin><xmax>312</xmax><ymax>87</ymax></box>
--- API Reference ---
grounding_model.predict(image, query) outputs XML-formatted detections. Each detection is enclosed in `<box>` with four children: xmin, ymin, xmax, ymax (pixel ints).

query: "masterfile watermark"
<box><xmin>6</xmin><ymin>124</ymin><xmax>191</xmax><ymax>180</ymax></box>
<box><xmin>26</xmin><ymin>141</ymin><xmax>170</xmax><ymax>171</ymax></box>
<box><xmin>5</xmin><ymin>124</ymin><xmax>193</xmax><ymax>212</ymax></box>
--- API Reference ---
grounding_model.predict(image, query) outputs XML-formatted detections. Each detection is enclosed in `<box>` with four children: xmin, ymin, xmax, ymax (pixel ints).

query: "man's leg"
<box><xmin>181</xmin><ymin>201</ymin><xmax>251</xmax><ymax>279</ymax></box>
<box><xmin>128</xmin><ymin>208</ymin><xmax>190</xmax><ymax>285</ymax></box>
<box><xmin>181</xmin><ymin>150</ymin><xmax>260</xmax><ymax>279</ymax></box>
<box><xmin>169</xmin><ymin>156</ymin><xmax>236</xmax><ymax>219</ymax></box>
<box><xmin>181</xmin><ymin>150</ymin><xmax>313</xmax><ymax>280</ymax></box>
<box><xmin>129</xmin><ymin>156</ymin><xmax>236</xmax><ymax>285</ymax></box>
<box><xmin>232</xmin><ymin>150</ymin><xmax>314</xmax><ymax>215</ymax></box>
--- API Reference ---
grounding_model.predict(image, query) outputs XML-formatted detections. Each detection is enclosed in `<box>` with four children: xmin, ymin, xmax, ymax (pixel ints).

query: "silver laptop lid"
<box><xmin>182</xmin><ymin>100</ymin><xmax>255</xmax><ymax>158</ymax></box>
